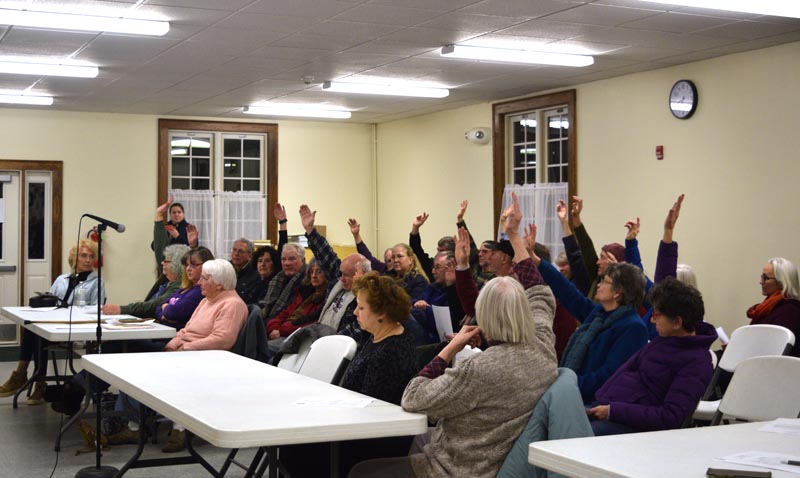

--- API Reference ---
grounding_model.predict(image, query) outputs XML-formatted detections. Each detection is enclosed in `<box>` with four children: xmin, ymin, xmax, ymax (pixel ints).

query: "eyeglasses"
<box><xmin>231</xmin><ymin>248</ymin><xmax>249</xmax><ymax>255</ymax></box>
<box><xmin>760</xmin><ymin>274</ymin><xmax>777</xmax><ymax>283</ymax></box>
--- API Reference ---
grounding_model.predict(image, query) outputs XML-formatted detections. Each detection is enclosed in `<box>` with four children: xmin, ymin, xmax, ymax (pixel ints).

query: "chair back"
<box><xmin>717</xmin><ymin>324</ymin><xmax>795</xmax><ymax>372</ymax></box>
<box><xmin>297</xmin><ymin>335</ymin><xmax>357</xmax><ymax>384</ymax></box>
<box><xmin>709</xmin><ymin>349</ymin><xmax>718</xmax><ymax>369</ymax></box>
<box><xmin>713</xmin><ymin>355</ymin><xmax>800</xmax><ymax>424</ymax></box>
<box><xmin>230</xmin><ymin>304</ymin><xmax>270</xmax><ymax>362</ymax></box>
<box><xmin>276</xmin><ymin>328</ymin><xmax>314</xmax><ymax>373</ymax></box>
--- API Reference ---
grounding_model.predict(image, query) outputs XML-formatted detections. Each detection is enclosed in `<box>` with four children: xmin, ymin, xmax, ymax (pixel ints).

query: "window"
<box><xmin>493</xmin><ymin>91</ymin><xmax>577</xmax><ymax>258</ymax></box>
<box><xmin>158</xmin><ymin>120</ymin><xmax>278</xmax><ymax>258</ymax></box>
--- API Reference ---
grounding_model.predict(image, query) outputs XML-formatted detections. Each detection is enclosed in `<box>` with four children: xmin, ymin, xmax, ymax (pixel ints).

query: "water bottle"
<box><xmin>75</xmin><ymin>288</ymin><xmax>87</xmax><ymax>309</ymax></box>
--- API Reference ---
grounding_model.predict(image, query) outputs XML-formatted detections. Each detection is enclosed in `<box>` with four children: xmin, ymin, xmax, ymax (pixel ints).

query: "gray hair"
<box><xmin>234</xmin><ymin>237</ymin><xmax>254</xmax><ymax>255</ymax></box>
<box><xmin>769</xmin><ymin>257</ymin><xmax>800</xmax><ymax>300</ymax></box>
<box><xmin>202</xmin><ymin>259</ymin><xmax>238</xmax><ymax>291</ymax></box>
<box><xmin>283</xmin><ymin>243</ymin><xmax>305</xmax><ymax>260</ymax></box>
<box><xmin>676</xmin><ymin>263</ymin><xmax>697</xmax><ymax>290</ymax></box>
<box><xmin>163</xmin><ymin>244</ymin><xmax>191</xmax><ymax>278</ymax></box>
<box><xmin>475</xmin><ymin>276</ymin><xmax>535</xmax><ymax>344</ymax></box>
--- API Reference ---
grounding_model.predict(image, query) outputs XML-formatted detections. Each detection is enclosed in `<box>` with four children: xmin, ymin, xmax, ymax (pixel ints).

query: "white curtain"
<box><xmin>169</xmin><ymin>189</ymin><xmax>265</xmax><ymax>260</ymax></box>
<box><xmin>215</xmin><ymin>191</ymin><xmax>265</xmax><ymax>259</ymax></box>
<box><xmin>499</xmin><ymin>183</ymin><xmax>568</xmax><ymax>261</ymax></box>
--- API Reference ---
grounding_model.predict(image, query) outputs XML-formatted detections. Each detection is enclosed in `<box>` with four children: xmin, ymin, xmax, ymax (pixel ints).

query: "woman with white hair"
<box><xmin>747</xmin><ymin>257</ymin><xmax>800</xmax><ymax>357</ymax></box>
<box><xmin>349</xmin><ymin>275</ymin><xmax>557</xmax><ymax>478</ymax></box>
<box><xmin>164</xmin><ymin>258</ymin><xmax>248</xmax><ymax>352</ymax></box>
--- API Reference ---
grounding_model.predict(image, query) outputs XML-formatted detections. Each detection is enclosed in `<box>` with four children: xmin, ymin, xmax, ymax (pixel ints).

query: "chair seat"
<box><xmin>693</xmin><ymin>399</ymin><xmax>721</xmax><ymax>420</ymax></box>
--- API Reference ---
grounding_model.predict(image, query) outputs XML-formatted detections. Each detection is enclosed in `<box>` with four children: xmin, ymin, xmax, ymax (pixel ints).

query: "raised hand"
<box><xmin>412</xmin><ymin>212</ymin><xmax>429</xmax><ymax>229</ymax></box>
<box><xmin>525</xmin><ymin>223</ymin><xmax>543</xmax><ymax>265</ymax></box>
<box><xmin>455</xmin><ymin>228</ymin><xmax>470</xmax><ymax>268</ymax></box>
<box><xmin>299</xmin><ymin>204</ymin><xmax>316</xmax><ymax>234</ymax></box>
<box><xmin>457</xmin><ymin>200</ymin><xmax>468</xmax><ymax>223</ymax></box>
<box><xmin>347</xmin><ymin>218</ymin><xmax>360</xmax><ymax>236</ymax></box>
<box><xmin>664</xmin><ymin>194</ymin><xmax>684</xmax><ymax>231</ymax></box>
<box><xmin>570</xmin><ymin>196</ymin><xmax>584</xmax><ymax>227</ymax></box>
<box><xmin>155</xmin><ymin>194</ymin><xmax>173</xmax><ymax>221</ymax></box>
<box><xmin>187</xmin><ymin>224</ymin><xmax>199</xmax><ymax>247</ymax></box>
<box><xmin>556</xmin><ymin>200</ymin><xmax>568</xmax><ymax>223</ymax></box>
<box><xmin>624</xmin><ymin>217</ymin><xmax>640</xmax><ymax>241</ymax></box>
<box><xmin>274</xmin><ymin>202</ymin><xmax>287</xmax><ymax>222</ymax></box>
<box><xmin>165</xmin><ymin>224</ymin><xmax>179</xmax><ymax>238</ymax></box>
<box><xmin>503</xmin><ymin>192</ymin><xmax>522</xmax><ymax>237</ymax></box>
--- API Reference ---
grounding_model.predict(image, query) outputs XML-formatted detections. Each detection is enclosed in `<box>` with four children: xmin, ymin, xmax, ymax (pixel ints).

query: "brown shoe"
<box><xmin>26</xmin><ymin>381</ymin><xmax>46</xmax><ymax>406</ymax></box>
<box><xmin>162</xmin><ymin>429</ymin><xmax>185</xmax><ymax>453</ymax></box>
<box><xmin>79</xmin><ymin>420</ymin><xmax>108</xmax><ymax>448</ymax></box>
<box><xmin>0</xmin><ymin>370</ymin><xmax>28</xmax><ymax>397</ymax></box>
<box><xmin>107</xmin><ymin>426</ymin><xmax>140</xmax><ymax>446</ymax></box>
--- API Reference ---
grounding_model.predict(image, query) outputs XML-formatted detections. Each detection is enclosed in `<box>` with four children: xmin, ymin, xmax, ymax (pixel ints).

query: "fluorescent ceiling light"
<box><xmin>322</xmin><ymin>81</ymin><xmax>449</xmax><ymax>98</ymax></box>
<box><xmin>635</xmin><ymin>0</ymin><xmax>800</xmax><ymax>18</ymax></box>
<box><xmin>441</xmin><ymin>44</ymin><xmax>594</xmax><ymax>67</ymax></box>
<box><xmin>0</xmin><ymin>6</ymin><xmax>170</xmax><ymax>36</ymax></box>
<box><xmin>0</xmin><ymin>57</ymin><xmax>98</xmax><ymax>78</ymax></box>
<box><xmin>243</xmin><ymin>104</ymin><xmax>352</xmax><ymax>119</ymax></box>
<box><xmin>0</xmin><ymin>91</ymin><xmax>53</xmax><ymax>106</ymax></box>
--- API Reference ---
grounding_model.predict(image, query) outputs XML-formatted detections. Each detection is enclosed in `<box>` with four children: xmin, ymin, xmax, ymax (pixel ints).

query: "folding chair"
<box><xmin>710</xmin><ymin>355</ymin><xmax>800</xmax><ymax>425</ymax></box>
<box><xmin>691</xmin><ymin>324</ymin><xmax>795</xmax><ymax>424</ymax></box>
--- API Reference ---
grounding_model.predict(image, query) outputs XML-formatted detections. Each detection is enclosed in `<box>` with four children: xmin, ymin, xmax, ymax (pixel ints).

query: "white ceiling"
<box><xmin>2</xmin><ymin>0</ymin><xmax>799</xmax><ymax>123</ymax></box>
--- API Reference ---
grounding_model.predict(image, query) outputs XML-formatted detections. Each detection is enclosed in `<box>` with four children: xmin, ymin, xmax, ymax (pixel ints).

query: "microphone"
<box><xmin>83</xmin><ymin>213</ymin><xmax>126</xmax><ymax>233</ymax></box>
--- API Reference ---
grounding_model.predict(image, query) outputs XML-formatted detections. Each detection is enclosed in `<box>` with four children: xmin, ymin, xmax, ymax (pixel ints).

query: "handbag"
<box><xmin>29</xmin><ymin>292</ymin><xmax>61</xmax><ymax>308</ymax></box>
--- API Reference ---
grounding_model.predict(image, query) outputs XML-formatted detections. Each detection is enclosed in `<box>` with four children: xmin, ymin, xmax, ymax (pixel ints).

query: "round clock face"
<box><xmin>669</xmin><ymin>80</ymin><xmax>698</xmax><ymax>119</ymax></box>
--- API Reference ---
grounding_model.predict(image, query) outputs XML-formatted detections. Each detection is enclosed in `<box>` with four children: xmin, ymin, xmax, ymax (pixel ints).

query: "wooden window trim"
<box><xmin>492</xmin><ymin>90</ymin><xmax>577</xmax><ymax>226</ymax></box>
<box><xmin>157</xmin><ymin>119</ymin><xmax>279</xmax><ymax>244</ymax></box>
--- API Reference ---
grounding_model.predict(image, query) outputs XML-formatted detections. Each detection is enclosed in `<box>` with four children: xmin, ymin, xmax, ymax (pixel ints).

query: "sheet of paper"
<box><xmin>294</xmin><ymin>397</ymin><xmax>374</xmax><ymax>408</ymax></box>
<box><xmin>716</xmin><ymin>326</ymin><xmax>729</xmax><ymax>344</ymax></box>
<box><xmin>718</xmin><ymin>451</ymin><xmax>800</xmax><ymax>474</ymax></box>
<box><xmin>432</xmin><ymin>305</ymin><xmax>453</xmax><ymax>342</ymax></box>
<box><xmin>760</xmin><ymin>418</ymin><xmax>800</xmax><ymax>436</ymax></box>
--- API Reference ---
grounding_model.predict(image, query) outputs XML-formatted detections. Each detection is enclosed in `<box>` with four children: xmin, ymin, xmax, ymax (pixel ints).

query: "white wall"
<box><xmin>0</xmin><ymin>111</ymin><xmax>375</xmax><ymax>304</ymax></box>
<box><xmin>376</xmin><ymin>41</ymin><xmax>800</xmax><ymax>335</ymax></box>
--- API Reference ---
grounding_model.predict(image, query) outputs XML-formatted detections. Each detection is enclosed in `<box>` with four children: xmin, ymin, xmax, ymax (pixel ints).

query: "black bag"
<box><xmin>29</xmin><ymin>292</ymin><xmax>61</xmax><ymax>308</ymax></box>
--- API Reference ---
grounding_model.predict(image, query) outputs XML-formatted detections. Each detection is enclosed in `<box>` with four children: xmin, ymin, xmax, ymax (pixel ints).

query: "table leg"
<box><xmin>330</xmin><ymin>441</ymin><xmax>340</xmax><ymax>478</ymax></box>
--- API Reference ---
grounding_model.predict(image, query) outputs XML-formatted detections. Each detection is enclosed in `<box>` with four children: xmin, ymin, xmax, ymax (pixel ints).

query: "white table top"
<box><xmin>1</xmin><ymin>306</ymin><xmax>175</xmax><ymax>341</ymax></box>
<box><xmin>529</xmin><ymin>421</ymin><xmax>800</xmax><ymax>478</ymax></box>
<box><xmin>82</xmin><ymin>350</ymin><xmax>428</xmax><ymax>449</ymax></box>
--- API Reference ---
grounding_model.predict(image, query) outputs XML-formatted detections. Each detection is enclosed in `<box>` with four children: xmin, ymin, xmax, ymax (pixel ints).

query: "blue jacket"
<box><xmin>539</xmin><ymin>259</ymin><xmax>648</xmax><ymax>403</ymax></box>
<box><xmin>595</xmin><ymin>321</ymin><xmax>717</xmax><ymax>431</ymax></box>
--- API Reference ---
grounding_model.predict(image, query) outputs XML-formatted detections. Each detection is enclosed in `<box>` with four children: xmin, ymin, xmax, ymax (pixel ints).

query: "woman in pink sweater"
<box><xmin>165</xmin><ymin>258</ymin><xmax>248</xmax><ymax>352</ymax></box>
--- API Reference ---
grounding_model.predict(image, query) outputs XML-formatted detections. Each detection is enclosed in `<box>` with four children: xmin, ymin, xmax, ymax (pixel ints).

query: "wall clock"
<box><xmin>669</xmin><ymin>79</ymin><xmax>698</xmax><ymax>120</ymax></box>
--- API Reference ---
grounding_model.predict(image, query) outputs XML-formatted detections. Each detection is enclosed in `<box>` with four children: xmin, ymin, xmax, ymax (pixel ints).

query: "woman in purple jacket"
<box><xmin>587</xmin><ymin>277</ymin><xmax>716</xmax><ymax>435</ymax></box>
<box><xmin>155</xmin><ymin>246</ymin><xmax>213</xmax><ymax>330</ymax></box>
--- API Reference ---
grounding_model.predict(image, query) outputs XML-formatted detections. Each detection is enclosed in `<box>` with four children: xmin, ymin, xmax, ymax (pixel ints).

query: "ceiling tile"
<box><xmin>212</xmin><ymin>12</ymin><xmax>321</xmax><ymax>33</ymax></box>
<box><xmin>497</xmin><ymin>19</ymin><xmax>609</xmax><ymax>39</ymax></box>
<box><xmin>381</xmin><ymin>27</ymin><xmax>480</xmax><ymax>45</ymax></box>
<box><xmin>695</xmin><ymin>21</ymin><xmax>800</xmax><ymax>40</ymax></box>
<box><xmin>420</xmin><ymin>13</ymin><xmax>526</xmax><ymax>33</ymax></box>
<box><xmin>541</xmin><ymin>3</ymin><xmax>662</xmax><ymax>26</ymax></box>
<box><xmin>460</xmin><ymin>0</ymin><xmax>583</xmax><ymax>19</ymax></box>
<box><xmin>186</xmin><ymin>27</ymin><xmax>288</xmax><ymax>55</ymax></box>
<box><xmin>0</xmin><ymin>27</ymin><xmax>95</xmax><ymax>57</ymax></box>
<box><xmin>75</xmin><ymin>35</ymin><xmax>179</xmax><ymax>64</ymax></box>
<box><xmin>270</xmin><ymin>33</ymin><xmax>365</xmax><ymax>52</ymax></box>
<box><xmin>332</xmin><ymin>4</ymin><xmax>444</xmax><ymax>26</ymax></box>
<box><xmin>244</xmin><ymin>0</ymin><xmax>357</xmax><ymax>18</ymax></box>
<box><xmin>301</xmin><ymin>20</ymin><xmax>403</xmax><ymax>40</ymax></box>
<box><xmin>366</xmin><ymin>0</ymin><xmax>480</xmax><ymax>12</ymax></box>
<box><xmin>620</xmin><ymin>12</ymin><xmax>734</xmax><ymax>33</ymax></box>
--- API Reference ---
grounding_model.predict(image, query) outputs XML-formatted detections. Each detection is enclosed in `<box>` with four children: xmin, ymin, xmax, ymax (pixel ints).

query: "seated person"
<box><xmin>281</xmin><ymin>272</ymin><xmax>419</xmax><ymax>477</ymax></box>
<box><xmin>155</xmin><ymin>246</ymin><xmax>213</xmax><ymax>330</ymax></box>
<box><xmin>411</xmin><ymin>251</ymin><xmax>465</xmax><ymax>344</ymax></box>
<box><xmin>230</xmin><ymin>237</ymin><xmax>259</xmax><ymax>299</ymax></box>
<box><xmin>587</xmin><ymin>278</ymin><xmax>716</xmax><ymax>435</ymax></box>
<box><xmin>747</xmin><ymin>257</ymin><xmax>800</xmax><ymax>356</ymax></box>
<box><xmin>529</xmin><ymin>229</ymin><xmax>648</xmax><ymax>404</ymax></box>
<box><xmin>238</xmin><ymin>245</ymin><xmax>280</xmax><ymax>306</ymax></box>
<box><xmin>265</xmin><ymin>259</ymin><xmax>328</xmax><ymax>355</ymax></box>
<box><xmin>349</xmin><ymin>275</ymin><xmax>557</xmax><ymax>478</ymax></box>
<box><xmin>0</xmin><ymin>239</ymin><xmax>104</xmax><ymax>405</ymax></box>
<box><xmin>101</xmin><ymin>244</ymin><xmax>189</xmax><ymax>318</ymax></box>
<box><xmin>261</xmin><ymin>243</ymin><xmax>307</xmax><ymax>318</ymax></box>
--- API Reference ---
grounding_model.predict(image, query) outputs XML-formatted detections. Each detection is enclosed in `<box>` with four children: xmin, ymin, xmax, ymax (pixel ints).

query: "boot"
<box><xmin>79</xmin><ymin>420</ymin><xmax>108</xmax><ymax>448</ymax></box>
<box><xmin>107</xmin><ymin>426</ymin><xmax>140</xmax><ymax>446</ymax></box>
<box><xmin>0</xmin><ymin>370</ymin><xmax>28</xmax><ymax>397</ymax></box>
<box><xmin>162</xmin><ymin>429</ymin><xmax>186</xmax><ymax>453</ymax></box>
<box><xmin>26</xmin><ymin>381</ymin><xmax>46</xmax><ymax>406</ymax></box>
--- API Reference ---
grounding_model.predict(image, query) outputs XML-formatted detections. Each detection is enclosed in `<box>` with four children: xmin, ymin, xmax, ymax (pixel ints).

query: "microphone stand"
<box><xmin>76</xmin><ymin>223</ymin><xmax>118</xmax><ymax>478</ymax></box>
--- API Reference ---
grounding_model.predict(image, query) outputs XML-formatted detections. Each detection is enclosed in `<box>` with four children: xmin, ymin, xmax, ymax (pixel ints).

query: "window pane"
<box><xmin>27</xmin><ymin>183</ymin><xmax>45</xmax><ymax>260</ymax></box>
<box><xmin>243</xmin><ymin>160</ymin><xmax>260</xmax><ymax>178</ymax></box>
<box><xmin>224</xmin><ymin>138</ymin><xmax>240</xmax><ymax>157</ymax></box>
<box><xmin>513</xmin><ymin>169</ymin><xmax>525</xmax><ymax>185</ymax></box>
<box><xmin>172</xmin><ymin>157</ymin><xmax>190</xmax><ymax>176</ymax></box>
<box><xmin>243</xmin><ymin>140</ymin><xmax>260</xmax><ymax>158</ymax></box>
<box><xmin>224</xmin><ymin>179</ymin><xmax>241</xmax><ymax>192</ymax></box>
<box><xmin>548</xmin><ymin>143</ymin><xmax>560</xmax><ymax>165</ymax></box>
<box><xmin>224</xmin><ymin>159</ymin><xmax>241</xmax><ymax>178</ymax></box>
<box><xmin>191</xmin><ymin>144</ymin><xmax>210</xmax><ymax>157</ymax></box>
<box><xmin>562</xmin><ymin>139</ymin><xmax>569</xmax><ymax>163</ymax></box>
<box><xmin>562</xmin><ymin>165</ymin><xmax>569</xmax><ymax>182</ymax></box>
<box><xmin>192</xmin><ymin>158</ymin><xmax>210</xmax><ymax>177</ymax></box>
<box><xmin>243</xmin><ymin>179</ymin><xmax>260</xmax><ymax>191</ymax></box>
<box><xmin>526</xmin><ymin>168</ymin><xmax>536</xmax><ymax>184</ymax></box>
<box><xmin>192</xmin><ymin>178</ymin><xmax>209</xmax><ymax>190</ymax></box>
<box><xmin>513</xmin><ymin>147</ymin><xmax>526</xmax><ymax>168</ymax></box>
<box><xmin>548</xmin><ymin>166</ymin><xmax>560</xmax><ymax>183</ymax></box>
<box><xmin>172</xmin><ymin>178</ymin><xmax>189</xmax><ymax>189</ymax></box>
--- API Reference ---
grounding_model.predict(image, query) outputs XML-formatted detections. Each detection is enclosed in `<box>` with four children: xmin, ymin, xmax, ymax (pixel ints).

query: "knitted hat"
<box><xmin>601</xmin><ymin>242</ymin><xmax>625</xmax><ymax>262</ymax></box>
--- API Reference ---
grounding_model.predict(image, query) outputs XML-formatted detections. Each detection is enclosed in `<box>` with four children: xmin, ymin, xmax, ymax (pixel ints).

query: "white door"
<box><xmin>0</xmin><ymin>172</ymin><xmax>20</xmax><ymax>344</ymax></box>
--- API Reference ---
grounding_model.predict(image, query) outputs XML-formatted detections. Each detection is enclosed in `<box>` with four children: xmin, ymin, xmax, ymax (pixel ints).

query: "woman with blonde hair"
<box><xmin>747</xmin><ymin>257</ymin><xmax>800</xmax><ymax>356</ymax></box>
<box><xmin>0</xmin><ymin>239</ymin><xmax>104</xmax><ymax>404</ymax></box>
<box><xmin>391</xmin><ymin>243</ymin><xmax>429</xmax><ymax>300</ymax></box>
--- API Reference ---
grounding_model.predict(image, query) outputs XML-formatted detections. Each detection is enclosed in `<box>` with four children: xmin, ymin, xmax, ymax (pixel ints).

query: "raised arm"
<box><xmin>454</xmin><ymin>227</ymin><xmax>479</xmax><ymax>319</ymax></box>
<box><xmin>153</xmin><ymin>195</ymin><xmax>172</xmax><ymax>267</ymax></box>
<box><xmin>349</xmin><ymin>218</ymin><xmax>386</xmax><ymax>273</ymax></box>
<box><xmin>655</xmin><ymin>194</ymin><xmax>683</xmax><ymax>282</ymax></box>
<box><xmin>300</xmin><ymin>204</ymin><xmax>341</xmax><ymax>282</ymax></box>
<box><xmin>409</xmin><ymin>212</ymin><xmax>433</xmax><ymax>279</ymax></box>
<box><xmin>454</xmin><ymin>200</ymin><xmax>480</xmax><ymax>270</ymax></box>
<box><xmin>571</xmin><ymin>196</ymin><xmax>599</xmax><ymax>283</ymax></box>
<box><xmin>274</xmin><ymin>202</ymin><xmax>288</xmax><ymax>255</ymax></box>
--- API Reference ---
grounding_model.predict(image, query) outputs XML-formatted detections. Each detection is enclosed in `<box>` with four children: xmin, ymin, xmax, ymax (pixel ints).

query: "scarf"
<box><xmin>62</xmin><ymin>270</ymin><xmax>92</xmax><ymax>305</ymax></box>
<box><xmin>319</xmin><ymin>281</ymin><xmax>354</xmax><ymax>331</ymax></box>
<box><xmin>747</xmin><ymin>291</ymin><xmax>783</xmax><ymax>322</ymax></box>
<box><xmin>261</xmin><ymin>265</ymin><xmax>307</xmax><ymax>318</ymax></box>
<box><xmin>560</xmin><ymin>304</ymin><xmax>635</xmax><ymax>371</ymax></box>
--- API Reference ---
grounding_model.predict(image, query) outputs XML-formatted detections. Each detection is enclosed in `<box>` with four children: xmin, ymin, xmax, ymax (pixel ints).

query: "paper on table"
<box><xmin>294</xmin><ymin>397</ymin><xmax>374</xmax><ymax>408</ymax></box>
<box><xmin>718</xmin><ymin>451</ymin><xmax>800</xmax><ymax>474</ymax></box>
<box><xmin>716</xmin><ymin>326</ymin><xmax>729</xmax><ymax>344</ymax></box>
<box><xmin>432</xmin><ymin>305</ymin><xmax>453</xmax><ymax>342</ymax></box>
<box><xmin>760</xmin><ymin>418</ymin><xmax>800</xmax><ymax>436</ymax></box>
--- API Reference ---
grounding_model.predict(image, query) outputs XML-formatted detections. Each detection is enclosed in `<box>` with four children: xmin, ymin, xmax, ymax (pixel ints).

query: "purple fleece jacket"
<box><xmin>595</xmin><ymin>320</ymin><xmax>717</xmax><ymax>431</ymax></box>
